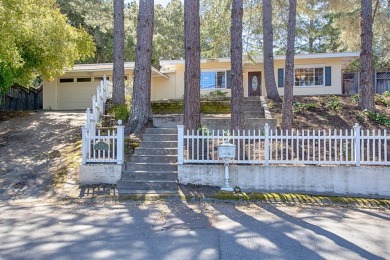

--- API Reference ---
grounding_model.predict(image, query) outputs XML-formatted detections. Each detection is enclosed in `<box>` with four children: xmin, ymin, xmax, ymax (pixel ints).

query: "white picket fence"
<box><xmin>85</xmin><ymin>77</ymin><xmax>112</xmax><ymax>136</ymax></box>
<box><xmin>82</xmin><ymin>125</ymin><xmax>124</xmax><ymax>164</ymax></box>
<box><xmin>81</xmin><ymin>76</ymin><xmax>124</xmax><ymax>165</ymax></box>
<box><xmin>177</xmin><ymin>124</ymin><xmax>390</xmax><ymax>166</ymax></box>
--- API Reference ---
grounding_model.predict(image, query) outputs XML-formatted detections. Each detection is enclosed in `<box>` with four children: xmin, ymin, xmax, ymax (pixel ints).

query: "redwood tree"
<box><xmin>230</xmin><ymin>0</ymin><xmax>244</xmax><ymax>131</ymax></box>
<box><xmin>359</xmin><ymin>0</ymin><xmax>375</xmax><ymax>111</ymax></box>
<box><xmin>262</xmin><ymin>0</ymin><xmax>281</xmax><ymax>101</ymax></box>
<box><xmin>129</xmin><ymin>0</ymin><xmax>154</xmax><ymax>134</ymax></box>
<box><xmin>112</xmin><ymin>0</ymin><xmax>125</xmax><ymax>105</ymax></box>
<box><xmin>281</xmin><ymin>0</ymin><xmax>297</xmax><ymax>130</ymax></box>
<box><xmin>184</xmin><ymin>0</ymin><xmax>201</xmax><ymax>131</ymax></box>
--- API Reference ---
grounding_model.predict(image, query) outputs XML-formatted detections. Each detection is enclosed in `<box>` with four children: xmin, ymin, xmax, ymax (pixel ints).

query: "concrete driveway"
<box><xmin>1</xmin><ymin>199</ymin><xmax>388</xmax><ymax>260</ymax></box>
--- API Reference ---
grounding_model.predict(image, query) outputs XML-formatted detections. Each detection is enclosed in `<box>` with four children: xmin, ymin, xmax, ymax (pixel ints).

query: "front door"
<box><xmin>248</xmin><ymin>72</ymin><xmax>262</xmax><ymax>96</ymax></box>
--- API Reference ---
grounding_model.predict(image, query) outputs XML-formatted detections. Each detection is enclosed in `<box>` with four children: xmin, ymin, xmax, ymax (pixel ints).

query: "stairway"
<box><xmin>243</xmin><ymin>96</ymin><xmax>265</xmax><ymax>119</ymax></box>
<box><xmin>117</xmin><ymin>128</ymin><xmax>178</xmax><ymax>194</ymax></box>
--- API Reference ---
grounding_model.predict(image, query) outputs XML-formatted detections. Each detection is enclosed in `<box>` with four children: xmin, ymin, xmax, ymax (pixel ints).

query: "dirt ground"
<box><xmin>0</xmin><ymin>111</ymin><xmax>85</xmax><ymax>201</ymax></box>
<box><xmin>269</xmin><ymin>95</ymin><xmax>390</xmax><ymax>129</ymax></box>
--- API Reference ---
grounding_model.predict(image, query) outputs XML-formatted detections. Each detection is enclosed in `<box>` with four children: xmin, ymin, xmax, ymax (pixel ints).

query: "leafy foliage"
<box><xmin>292</xmin><ymin>102</ymin><xmax>316</xmax><ymax>113</ymax></box>
<box><xmin>375</xmin><ymin>92</ymin><xmax>390</xmax><ymax>107</ymax></box>
<box><xmin>112</xmin><ymin>104</ymin><xmax>130</xmax><ymax>122</ymax></box>
<box><xmin>0</xmin><ymin>0</ymin><xmax>95</xmax><ymax>91</ymax></box>
<box><xmin>201</xmin><ymin>90</ymin><xmax>229</xmax><ymax>99</ymax></box>
<box><xmin>200</xmin><ymin>0</ymin><xmax>231</xmax><ymax>58</ymax></box>
<box><xmin>364</xmin><ymin>110</ymin><xmax>390</xmax><ymax>127</ymax></box>
<box><xmin>326</xmin><ymin>95</ymin><xmax>342</xmax><ymax>112</ymax></box>
<box><xmin>153</xmin><ymin>0</ymin><xmax>185</xmax><ymax>63</ymax></box>
<box><xmin>351</xmin><ymin>94</ymin><xmax>360</xmax><ymax>103</ymax></box>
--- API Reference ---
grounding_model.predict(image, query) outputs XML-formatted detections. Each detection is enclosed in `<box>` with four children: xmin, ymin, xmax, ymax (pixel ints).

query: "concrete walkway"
<box><xmin>1</xmin><ymin>199</ymin><xmax>389</xmax><ymax>260</ymax></box>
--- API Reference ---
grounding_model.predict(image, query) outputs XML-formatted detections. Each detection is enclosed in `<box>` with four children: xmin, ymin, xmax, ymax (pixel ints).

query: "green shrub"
<box><xmin>326</xmin><ymin>95</ymin><xmax>342</xmax><ymax>112</ymax></box>
<box><xmin>197</xmin><ymin>124</ymin><xmax>210</xmax><ymax>135</ymax></box>
<box><xmin>375</xmin><ymin>93</ymin><xmax>390</xmax><ymax>107</ymax></box>
<box><xmin>152</xmin><ymin>100</ymin><xmax>184</xmax><ymax>114</ymax></box>
<box><xmin>151</xmin><ymin>100</ymin><xmax>230</xmax><ymax>114</ymax></box>
<box><xmin>356</xmin><ymin>112</ymin><xmax>366</xmax><ymax>124</ymax></box>
<box><xmin>293</xmin><ymin>102</ymin><xmax>316</xmax><ymax>114</ymax></box>
<box><xmin>351</xmin><ymin>94</ymin><xmax>359</xmax><ymax>103</ymax></box>
<box><xmin>201</xmin><ymin>90</ymin><xmax>228</xmax><ymax>99</ymax></box>
<box><xmin>112</xmin><ymin>104</ymin><xmax>129</xmax><ymax>122</ymax></box>
<box><xmin>364</xmin><ymin>110</ymin><xmax>390</xmax><ymax>127</ymax></box>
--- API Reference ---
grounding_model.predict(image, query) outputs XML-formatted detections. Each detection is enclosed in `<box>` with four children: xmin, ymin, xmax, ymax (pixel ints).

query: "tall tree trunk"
<box><xmin>230</xmin><ymin>0</ymin><xmax>244</xmax><ymax>131</ymax></box>
<box><xmin>262</xmin><ymin>0</ymin><xmax>281</xmax><ymax>101</ymax></box>
<box><xmin>359</xmin><ymin>0</ymin><xmax>375</xmax><ymax>111</ymax></box>
<box><xmin>184</xmin><ymin>0</ymin><xmax>201</xmax><ymax>131</ymax></box>
<box><xmin>112</xmin><ymin>0</ymin><xmax>125</xmax><ymax>105</ymax></box>
<box><xmin>128</xmin><ymin>0</ymin><xmax>154</xmax><ymax>134</ymax></box>
<box><xmin>282</xmin><ymin>0</ymin><xmax>297</xmax><ymax>130</ymax></box>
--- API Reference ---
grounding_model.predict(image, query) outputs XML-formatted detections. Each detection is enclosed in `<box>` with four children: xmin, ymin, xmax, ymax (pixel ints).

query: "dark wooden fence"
<box><xmin>342</xmin><ymin>71</ymin><xmax>390</xmax><ymax>95</ymax></box>
<box><xmin>0</xmin><ymin>84</ymin><xmax>43</xmax><ymax>111</ymax></box>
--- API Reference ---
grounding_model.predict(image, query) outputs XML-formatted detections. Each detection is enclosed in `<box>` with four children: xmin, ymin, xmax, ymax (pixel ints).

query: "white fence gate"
<box><xmin>177</xmin><ymin>124</ymin><xmax>390</xmax><ymax>166</ymax></box>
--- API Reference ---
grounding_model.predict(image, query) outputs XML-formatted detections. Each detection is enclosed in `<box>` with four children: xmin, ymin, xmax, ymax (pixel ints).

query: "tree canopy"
<box><xmin>54</xmin><ymin>0</ymin><xmax>390</xmax><ymax>69</ymax></box>
<box><xmin>0</xmin><ymin>0</ymin><xmax>95</xmax><ymax>91</ymax></box>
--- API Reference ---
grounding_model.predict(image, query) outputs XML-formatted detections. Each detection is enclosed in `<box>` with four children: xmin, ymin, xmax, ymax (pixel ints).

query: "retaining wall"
<box><xmin>178</xmin><ymin>165</ymin><xmax>390</xmax><ymax>198</ymax></box>
<box><xmin>79</xmin><ymin>164</ymin><xmax>123</xmax><ymax>185</ymax></box>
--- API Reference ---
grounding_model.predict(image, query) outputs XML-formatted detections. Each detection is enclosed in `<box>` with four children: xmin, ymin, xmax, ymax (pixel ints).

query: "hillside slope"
<box><xmin>268</xmin><ymin>93</ymin><xmax>390</xmax><ymax>130</ymax></box>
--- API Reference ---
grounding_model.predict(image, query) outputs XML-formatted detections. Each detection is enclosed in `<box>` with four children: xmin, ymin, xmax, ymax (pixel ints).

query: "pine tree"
<box><xmin>359</xmin><ymin>0</ymin><xmax>375</xmax><ymax>111</ymax></box>
<box><xmin>231</xmin><ymin>0</ymin><xmax>245</xmax><ymax>131</ymax></box>
<box><xmin>263</xmin><ymin>0</ymin><xmax>281</xmax><ymax>101</ymax></box>
<box><xmin>183</xmin><ymin>0</ymin><xmax>201</xmax><ymax>131</ymax></box>
<box><xmin>282</xmin><ymin>0</ymin><xmax>297</xmax><ymax>130</ymax></box>
<box><xmin>128</xmin><ymin>0</ymin><xmax>154</xmax><ymax>134</ymax></box>
<box><xmin>112</xmin><ymin>0</ymin><xmax>125</xmax><ymax>105</ymax></box>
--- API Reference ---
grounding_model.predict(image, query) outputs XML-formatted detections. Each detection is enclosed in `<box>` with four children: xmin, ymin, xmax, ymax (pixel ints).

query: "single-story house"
<box><xmin>43</xmin><ymin>52</ymin><xmax>359</xmax><ymax>110</ymax></box>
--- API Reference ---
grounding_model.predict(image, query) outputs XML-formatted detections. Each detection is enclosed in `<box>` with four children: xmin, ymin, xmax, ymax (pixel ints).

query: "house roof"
<box><xmin>159</xmin><ymin>52</ymin><xmax>360</xmax><ymax>69</ymax></box>
<box><xmin>65</xmin><ymin>62</ymin><xmax>169</xmax><ymax>79</ymax></box>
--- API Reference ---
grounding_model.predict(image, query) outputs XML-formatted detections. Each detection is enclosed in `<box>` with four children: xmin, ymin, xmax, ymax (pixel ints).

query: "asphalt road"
<box><xmin>1</xmin><ymin>199</ymin><xmax>389</xmax><ymax>260</ymax></box>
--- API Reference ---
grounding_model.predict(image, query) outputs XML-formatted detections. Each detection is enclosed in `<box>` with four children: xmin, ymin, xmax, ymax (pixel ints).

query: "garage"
<box><xmin>43</xmin><ymin>62</ymin><xmax>169</xmax><ymax>110</ymax></box>
<box><xmin>57</xmin><ymin>77</ymin><xmax>98</xmax><ymax>110</ymax></box>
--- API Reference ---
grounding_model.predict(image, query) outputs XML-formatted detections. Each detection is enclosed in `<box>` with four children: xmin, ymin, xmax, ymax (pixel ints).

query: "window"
<box><xmin>200</xmin><ymin>71</ymin><xmax>231</xmax><ymax>89</ymax></box>
<box><xmin>294</xmin><ymin>67</ymin><xmax>324</xmax><ymax>86</ymax></box>
<box><xmin>59</xmin><ymin>78</ymin><xmax>74</xmax><ymax>83</ymax></box>
<box><xmin>278</xmin><ymin>66</ymin><xmax>331</xmax><ymax>87</ymax></box>
<box><xmin>77</xmin><ymin>77</ymin><xmax>92</xmax><ymax>82</ymax></box>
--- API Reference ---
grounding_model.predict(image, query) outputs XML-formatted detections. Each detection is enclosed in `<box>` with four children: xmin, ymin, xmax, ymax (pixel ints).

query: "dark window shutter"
<box><xmin>278</xmin><ymin>68</ymin><xmax>284</xmax><ymax>88</ymax></box>
<box><xmin>325</xmin><ymin>66</ymin><xmax>331</xmax><ymax>86</ymax></box>
<box><xmin>226</xmin><ymin>70</ymin><xmax>231</xmax><ymax>89</ymax></box>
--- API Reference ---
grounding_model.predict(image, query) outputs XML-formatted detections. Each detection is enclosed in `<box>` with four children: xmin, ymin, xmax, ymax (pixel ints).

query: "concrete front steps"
<box><xmin>117</xmin><ymin>128</ymin><xmax>178</xmax><ymax>195</ymax></box>
<box><xmin>243</xmin><ymin>96</ymin><xmax>265</xmax><ymax>118</ymax></box>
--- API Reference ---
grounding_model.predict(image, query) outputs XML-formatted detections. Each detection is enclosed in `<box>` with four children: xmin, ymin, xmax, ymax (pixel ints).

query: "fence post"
<box><xmin>116</xmin><ymin>120</ymin><xmax>125</xmax><ymax>165</ymax></box>
<box><xmin>86</xmin><ymin>108</ymin><xmax>91</xmax><ymax>130</ymax></box>
<box><xmin>354</xmin><ymin>123</ymin><xmax>361</xmax><ymax>166</ymax></box>
<box><xmin>264</xmin><ymin>123</ymin><xmax>270</xmax><ymax>166</ymax></box>
<box><xmin>82</xmin><ymin>126</ymin><xmax>88</xmax><ymax>165</ymax></box>
<box><xmin>177</xmin><ymin>125</ymin><xmax>184</xmax><ymax>165</ymax></box>
<box><xmin>91</xmin><ymin>95</ymin><xmax>97</xmax><ymax>136</ymax></box>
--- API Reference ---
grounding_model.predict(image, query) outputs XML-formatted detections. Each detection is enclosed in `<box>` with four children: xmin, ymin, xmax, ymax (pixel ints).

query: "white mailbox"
<box><xmin>218</xmin><ymin>143</ymin><xmax>236</xmax><ymax>159</ymax></box>
<box><xmin>218</xmin><ymin>142</ymin><xmax>236</xmax><ymax>191</ymax></box>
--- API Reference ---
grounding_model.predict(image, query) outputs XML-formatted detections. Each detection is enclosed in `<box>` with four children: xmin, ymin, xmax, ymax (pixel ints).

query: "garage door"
<box><xmin>58</xmin><ymin>79</ymin><xmax>96</xmax><ymax>110</ymax></box>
